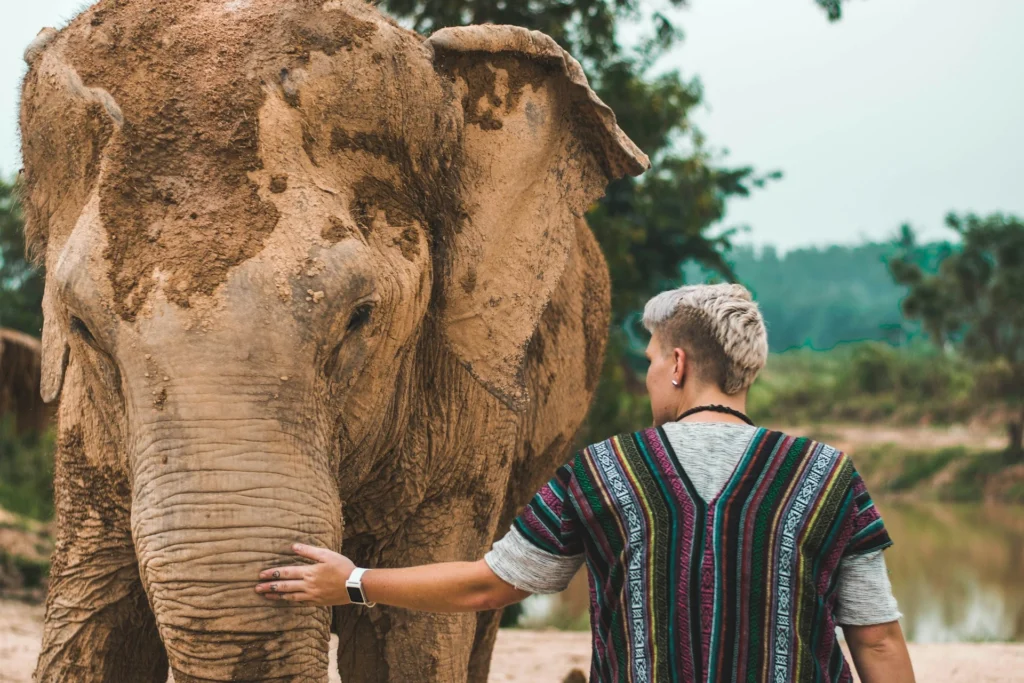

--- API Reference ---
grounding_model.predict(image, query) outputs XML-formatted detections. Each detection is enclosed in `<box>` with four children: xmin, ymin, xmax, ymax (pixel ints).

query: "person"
<box><xmin>256</xmin><ymin>284</ymin><xmax>916</xmax><ymax>683</ymax></box>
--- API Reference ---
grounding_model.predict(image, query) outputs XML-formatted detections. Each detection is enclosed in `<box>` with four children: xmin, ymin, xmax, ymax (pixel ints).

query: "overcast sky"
<box><xmin>2</xmin><ymin>0</ymin><xmax>1021</xmax><ymax>251</ymax></box>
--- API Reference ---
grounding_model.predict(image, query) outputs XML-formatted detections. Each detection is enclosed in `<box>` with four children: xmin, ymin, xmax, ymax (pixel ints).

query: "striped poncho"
<box><xmin>512</xmin><ymin>427</ymin><xmax>892</xmax><ymax>683</ymax></box>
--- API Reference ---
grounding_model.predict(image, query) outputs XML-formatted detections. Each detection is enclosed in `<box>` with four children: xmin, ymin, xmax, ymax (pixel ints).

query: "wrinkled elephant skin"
<box><xmin>19</xmin><ymin>1</ymin><xmax>648</xmax><ymax>681</ymax></box>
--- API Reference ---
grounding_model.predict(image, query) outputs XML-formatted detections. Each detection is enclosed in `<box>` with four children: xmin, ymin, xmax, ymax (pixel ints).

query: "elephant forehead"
<box><xmin>51</xmin><ymin>0</ymin><xmax>405</xmax><ymax>322</ymax></box>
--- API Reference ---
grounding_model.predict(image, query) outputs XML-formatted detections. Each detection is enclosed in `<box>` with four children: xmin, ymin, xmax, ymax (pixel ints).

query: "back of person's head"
<box><xmin>642</xmin><ymin>284</ymin><xmax>768</xmax><ymax>395</ymax></box>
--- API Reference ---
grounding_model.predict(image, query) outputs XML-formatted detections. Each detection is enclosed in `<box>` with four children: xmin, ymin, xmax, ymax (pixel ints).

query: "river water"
<box><xmin>521</xmin><ymin>499</ymin><xmax>1024</xmax><ymax>642</ymax></box>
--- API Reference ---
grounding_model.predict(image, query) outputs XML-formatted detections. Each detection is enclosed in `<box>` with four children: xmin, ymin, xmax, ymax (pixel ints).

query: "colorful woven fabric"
<box><xmin>512</xmin><ymin>427</ymin><xmax>892</xmax><ymax>683</ymax></box>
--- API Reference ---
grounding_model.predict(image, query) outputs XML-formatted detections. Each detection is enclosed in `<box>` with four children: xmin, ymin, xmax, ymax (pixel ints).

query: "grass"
<box><xmin>852</xmin><ymin>443</ymin><xmax>1023</xmax><ymax>503</ymax></box>
<box><xmin>1003</xmin><ymin>482</ymin><xmax>1024</xmax><ymax>504</ymax></box>
<box><xmin>747</xmin><ymin>342</ymin><xmax>975</xmax><ymax>426</ymax></box>
<box><xmin>0</xmin><ymin>548</ymin><xmax>49</xmax><ymax>589</ymax></box>
<box><xmin>939</xmin><ymin>450</ymin><xmax>1017</xmax><ymax>502</ymax></box>
<box><xmin>0</xmin><ymin>416</ymin><xmax>55</xmax><ymax>522</ymax></box>
<box><xmin>886</xmin><ymin>448</ymin><xmax>965</xmax><ymax>492</ymax></box>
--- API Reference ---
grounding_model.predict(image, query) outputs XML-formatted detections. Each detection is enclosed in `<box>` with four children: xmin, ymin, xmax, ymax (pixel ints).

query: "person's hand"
<box><xmin>255</xmin><ymin>543</ymin><xmax>356</xmax><ymax>606</ymax></box>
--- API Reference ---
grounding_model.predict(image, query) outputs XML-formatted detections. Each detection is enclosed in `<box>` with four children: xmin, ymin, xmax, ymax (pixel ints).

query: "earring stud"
<box><xmin>671</xmin><ymin>380</ymin><xmax>679</xmax><ymax>387</ymax></box>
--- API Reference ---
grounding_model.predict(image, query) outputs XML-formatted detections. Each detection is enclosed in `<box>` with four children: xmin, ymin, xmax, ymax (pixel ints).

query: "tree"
<box><xmin>0</xmin><ymin>178</ymin><xmax>44</xmax><ymax>337</ymax></box>
<box><xmin>890</xmin><ymin>214</ymin><xmax>1024</xmax><ymax>457</ymax></box>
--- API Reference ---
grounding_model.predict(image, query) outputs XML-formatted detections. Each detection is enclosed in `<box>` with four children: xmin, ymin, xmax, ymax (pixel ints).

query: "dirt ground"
<box><xmin>3</xmin><ymin>601</ymin><xmax>1023</xmax><ymax>683</ymax></box>
<box><xmin>775</xmin><ymin>423</ymin><xmax>1009</xmax><ymax>453</ymax></box>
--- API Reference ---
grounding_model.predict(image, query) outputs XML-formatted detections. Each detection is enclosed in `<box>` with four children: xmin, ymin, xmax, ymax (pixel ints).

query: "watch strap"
<box><xmin>346</xmin><ymin>567</ymin><xmax>375</xmax><ymax>607</ymax></box>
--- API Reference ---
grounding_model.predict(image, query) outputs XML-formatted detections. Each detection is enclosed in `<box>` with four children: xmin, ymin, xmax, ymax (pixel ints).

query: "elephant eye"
<box><xmin>70</xmin><ymin>315</ymin><xmax>100</xmax><ymax>349</ymax></box>
<box><xmin>323</xmin><ymin>303</ymin><xmax>375</xmax><ymax>378</ymax></box>
<box><xmin>69</xmin><ymin>314</ymin><xmax>120</xmax><ymax>385</ymax></box>
<box><xmin>347</xmin><ymin>303</ymin><xmax>374</xmax><ymax>334</ymax></box>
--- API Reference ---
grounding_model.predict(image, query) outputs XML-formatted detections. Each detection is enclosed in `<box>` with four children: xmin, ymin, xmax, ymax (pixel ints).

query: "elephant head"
<box><xmin>20</xmin><ymin>1</ymin><xmax>647</xmax><ymax>680</ymax></box>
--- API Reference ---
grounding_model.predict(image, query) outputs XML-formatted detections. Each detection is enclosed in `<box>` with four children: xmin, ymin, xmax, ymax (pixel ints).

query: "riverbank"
<box><xmin>777</xmin><ymin>423</ymin><xmax>1024</xmax><ymax>504</ymax></box>
<box><xmin>2</xmin><ymin>600</ymin><xmax>1022</xmax><ymax>683</ymax></box>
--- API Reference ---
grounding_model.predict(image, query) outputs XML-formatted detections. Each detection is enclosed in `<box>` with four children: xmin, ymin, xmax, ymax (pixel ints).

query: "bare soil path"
<box><xmin>3</xmin><ymin>601</ymin><xmax>1022</xmax><ymax>683</ymax></box>
<box><xmin>774</xmin><ymin>423</ymin><xmax>1008</xmax><ymax>453</ymax></box>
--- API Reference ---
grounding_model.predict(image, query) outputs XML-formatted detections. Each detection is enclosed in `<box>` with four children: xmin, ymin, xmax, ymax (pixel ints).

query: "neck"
<box><xmin>675</xmin><ymin>387</ymin><xmax>748</xmax><ymax>425</ymax></box>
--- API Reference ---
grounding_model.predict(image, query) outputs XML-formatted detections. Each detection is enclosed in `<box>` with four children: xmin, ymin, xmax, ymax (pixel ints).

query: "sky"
<box><xmin>1</xmin><ymin>0</ymin><xmax>1022</xmax><ymax>251</ymax></box>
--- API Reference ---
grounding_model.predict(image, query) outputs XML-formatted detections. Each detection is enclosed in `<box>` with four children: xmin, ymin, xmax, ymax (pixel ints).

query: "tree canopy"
<box><xmin>890</xmin><ymin>213</ymin><xmax>1024</xmax><ymax>455</ymax></box>
<box><xmin>0</xmin><ymin>178</ymin><xmax>43</xmax><ymax>337</ymax></box>
<box><xmin>684</xmin><ymin>241</ymin><xmax>951</xmax><ymax>353</ymax></box>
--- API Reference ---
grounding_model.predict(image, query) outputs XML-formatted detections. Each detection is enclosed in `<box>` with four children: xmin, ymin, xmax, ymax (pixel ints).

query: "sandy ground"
<box><xmin>3</xmin><ymin>601</ymin><xmax>1023</xmax><ymax>683</ymax></box>
<box><xmin>775</xmin><ymin>423</ymin><xmax>1009</xmax><ymax>453</ymax></box>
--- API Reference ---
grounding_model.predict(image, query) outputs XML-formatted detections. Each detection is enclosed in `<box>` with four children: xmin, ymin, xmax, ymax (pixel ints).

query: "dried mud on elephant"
<box><xmin>18</xmin><ymin>0</ymin><xmax>648</xmax><ymax>681</ymax></box>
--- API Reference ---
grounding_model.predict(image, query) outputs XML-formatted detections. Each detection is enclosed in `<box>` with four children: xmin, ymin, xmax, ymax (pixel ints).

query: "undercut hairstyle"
<box><xmin>642</xmin><ymin>284</ymin><xmax>768</xmax><ymax>395</ymax></box>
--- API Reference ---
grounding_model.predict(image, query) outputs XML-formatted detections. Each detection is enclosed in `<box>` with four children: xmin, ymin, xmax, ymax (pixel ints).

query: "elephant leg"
<box><xmin>334</xmin><ymin>572</ymin><xmax>481</xmax><ymax>682</ymax></box>
<box><xmin>335</xmin><ymin>495</ymin><xmax>504</xmax><ymax>683</ymax></box>
<box><xmin>334</xmin><ymin>593</ymin><xmax>480</xmax><ymax>683</ymax></box>
<box><xmin>34</xmin><ymin>421</ymin><xmax>166</xmax><ymax>681</ymax></box>
<box><xmin>466</xmin><ymin>609</ymin><xmax>504</xmax><ymax>683</ymax></box>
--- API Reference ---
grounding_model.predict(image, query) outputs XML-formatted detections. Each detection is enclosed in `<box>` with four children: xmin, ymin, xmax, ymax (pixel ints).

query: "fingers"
<box><xmin>292</xmin><ymin>543</ymin><xmax>334</xmax><ymax>562</ymax></box>
<box><xmin>258</xmin><ymin>565</ymin><xmax>307</xmax><ymax>581</ymax></box>
<box><xmin>255</xmin><ymin>580</ymin><xmax>307</xmax><ymax>595</ymax></box>
<box><xmin>261</xmin><ymin>591</ymin><xmax>316</xmax><ymax>603</ymax></box>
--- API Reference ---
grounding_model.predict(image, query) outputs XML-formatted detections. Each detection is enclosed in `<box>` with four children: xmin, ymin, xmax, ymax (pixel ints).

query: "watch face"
<box><xmin>346</xmin><ymin>585</ymin><xmax>363</xmax><ymax>604</ymax></box>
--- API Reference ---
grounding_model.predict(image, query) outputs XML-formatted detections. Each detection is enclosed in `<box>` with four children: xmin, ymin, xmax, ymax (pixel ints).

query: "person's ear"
<box><xmin>673</xmin><ymin>348</ymin><xmax>687</xmax><ymax>387</ymax></box>
<box><xmin>427</xmin><ymin>25</ymin><xmax>649</xmax><ymax>410</ymax></box>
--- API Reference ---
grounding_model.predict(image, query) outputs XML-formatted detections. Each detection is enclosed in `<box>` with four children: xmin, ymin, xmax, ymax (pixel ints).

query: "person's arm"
<box><xmin>835</xmin><ymin>464</ymin><xmax>914</xmax><ymax>682</ymax></box>
<box><xmin>255</xmin><ymin>543</ymin><xmax>530</xmax><ymax>612</ymax></box>
<box><xmin>258</xmin><ymin>460</ymin><xmax>585</xmax><ymax>611</ymax></box>
<box><xmin>843</xmin><ymin>620</ymin><xmax>915</xmax><ymax>683</ymax></box>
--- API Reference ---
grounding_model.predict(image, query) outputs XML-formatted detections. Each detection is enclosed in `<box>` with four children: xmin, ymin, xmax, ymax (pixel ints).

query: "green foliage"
<box><xmin>578</xmin><ymin>330</ymin><xmax>653</xmax><ymax>446</ymax></box>
<box><xmin>849</xmin><ymin>444</ymin><xmax>1022</xmax><ymax>504</ymax></box>
<box><xmin>891</xmin><ymin>214</ymin><xmax>1024</xmax><ymax>455</ymax></box>
<box><xmin>499</xmin><ymin>602</ymin><xmax>522</xmax><ymax>628</ymax></box>
<box><xmin>381</xmin><ymin>0</ymin><xmax>686</xmax><ymax>67</ymax></box>
<box><xmin>0</xmin><ymin>415</ymin><xmax>55</xmax><ymax>521</ymax></box>
<box><xmin>886</xmin><ymin>448</ymin><xmax>964</xmax><ymax>492</ymax></box>
<box><xmin>850</xmin><ymin>445</ymin><xmax>970</xmax><ymax>494</ymax></box>
<box><xmin>0</xmin><ymin>178</ymin><xmax>43</xmax><ymax>336</ymax></box>
<box><xmin>748</xmin><ymin>342</ymin><xmax>975</xmax><ymax>425</ymax></box>
<box><xmin>0</xmin><ymin>548</ymin><xmax>49</xmax><ymax>589</ymax></box>
<box><xmin>814</xmin><ymin>0</ymin><xmax>846</xmax><ymax>21</ymax></box>
<box><xmin>939</xmin><ymin>449</ymin><xmax>1017</xmax><ymax>503</ymax></box>
<box><xmin>1003</xmin><ymin>482</ymin><xmax>1024</xmax><ymax>504</ymax></box>
<box><xmin>684</xmin><ymin>241</ymin><xmax>953</xmax><ymax>353</ymax></box>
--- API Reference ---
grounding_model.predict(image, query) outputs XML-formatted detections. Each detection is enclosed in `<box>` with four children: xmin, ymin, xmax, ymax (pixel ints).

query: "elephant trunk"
<box><xmin>130</xmin><ymin>402</ymin><xmax>340</xmax><ymax>682</ymax></box>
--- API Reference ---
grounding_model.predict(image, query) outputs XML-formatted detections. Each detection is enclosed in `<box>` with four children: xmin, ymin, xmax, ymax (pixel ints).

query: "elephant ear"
<box><xmin>428</xmin><ymin>25</ymin><xmax>649</xmax><ymax>410</ymax></box>
<box><xmin>21</xmin><ymin>28</ymin><xmax>118</xmax><ymax>405</ymax></box>
<box><xmin>39</xmin><ymin>282</ymin><xmax>69</xmax><ymax>404</ymax></box>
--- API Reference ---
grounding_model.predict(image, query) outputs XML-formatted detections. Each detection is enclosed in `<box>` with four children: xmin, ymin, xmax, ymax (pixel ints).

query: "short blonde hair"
<box><xmin>642</xmin><ymin>284</ymin><xmax>768</xmax><ymax>394</ymax></box>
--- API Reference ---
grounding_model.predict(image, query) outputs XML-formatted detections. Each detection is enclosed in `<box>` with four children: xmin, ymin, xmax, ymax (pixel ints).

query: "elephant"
<box><xmin>18</xmin><ymin>1</ymin><xmax>648</xmax><ymax>681</ymax></box>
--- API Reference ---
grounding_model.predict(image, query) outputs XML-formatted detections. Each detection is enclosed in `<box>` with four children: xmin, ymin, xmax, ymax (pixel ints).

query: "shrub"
<box><xmin>0</xmin><ymin>415</ymin><xmax>55</xmax><ymax>521</ymax></box>
<box><xmin>748</xmin><ymin>342</ymin><xmax>974</xmax><ymax>426</ymax></box>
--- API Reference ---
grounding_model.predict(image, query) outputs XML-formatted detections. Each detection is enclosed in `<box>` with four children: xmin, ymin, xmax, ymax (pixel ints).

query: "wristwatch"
<box><xmin>345</xmin><ymin>567</ymin><xmax>376</xmax><ymax>607</ymax></box>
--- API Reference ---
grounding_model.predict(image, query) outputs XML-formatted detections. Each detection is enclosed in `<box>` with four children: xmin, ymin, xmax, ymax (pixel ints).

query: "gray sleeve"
<box><xmin>834</xmin><ymin>550</ymin><xmax>902</xmax><ymax>626</ymax></box>
<box><xmin>484</xmin><ymin>525</ymin><xmax>584</xmax><ymax>595</ymax></box>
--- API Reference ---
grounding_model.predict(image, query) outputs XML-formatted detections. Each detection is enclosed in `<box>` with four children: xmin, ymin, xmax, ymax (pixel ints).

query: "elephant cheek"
<box><xmin>129</xmin><ymin>414</ymin><xmax>341</xmax><ymax>682</ymax></box>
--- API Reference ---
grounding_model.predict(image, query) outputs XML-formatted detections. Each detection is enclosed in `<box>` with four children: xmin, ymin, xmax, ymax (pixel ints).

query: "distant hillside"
<box><xmin>683</xmin><ymin>241</ymin><xmax>954</xmax><ymax>352</ymax></box>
